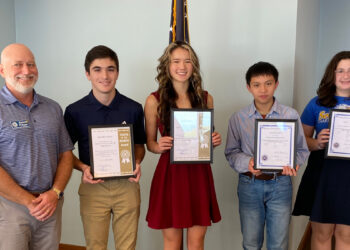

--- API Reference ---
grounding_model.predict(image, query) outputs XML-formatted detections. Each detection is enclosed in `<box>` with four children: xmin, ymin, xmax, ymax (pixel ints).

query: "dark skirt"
<box><xmin>293</xmin><ymin>150</ymin><xmax>325</xmax><ymax>216</ymax></box>
<box><xmin>311</xmin><ymin>158</ymin><xmax>350</xmax><ymax>225</ymax></box>
<box><xmin>293</xmin><ymin>150</ymin><xmax>350</xmax><ymax>225</ymax></box>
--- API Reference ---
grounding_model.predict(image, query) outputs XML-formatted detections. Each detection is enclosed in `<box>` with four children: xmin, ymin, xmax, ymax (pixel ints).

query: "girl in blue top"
<box><xmin>293</xmin><ymin>51</ymin><xmax>350</xmax><ymax>250</ymax></box>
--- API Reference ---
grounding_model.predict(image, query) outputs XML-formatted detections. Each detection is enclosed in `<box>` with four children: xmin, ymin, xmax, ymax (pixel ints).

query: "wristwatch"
<box><xmin>52</xmin><ymin>187</ymin><xmax>64</xmax><ymax>200</ymax></box>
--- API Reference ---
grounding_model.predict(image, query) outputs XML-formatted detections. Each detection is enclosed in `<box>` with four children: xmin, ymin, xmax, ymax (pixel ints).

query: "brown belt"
<box><xmin>30</xmin><ymin>192</ymin><xmax>41</xmax><ymax>198</ymax></box>
<box><xmin>242</xmin><ymin>172</ymin><xmax>282</xmax><ymax>181</ymax></box>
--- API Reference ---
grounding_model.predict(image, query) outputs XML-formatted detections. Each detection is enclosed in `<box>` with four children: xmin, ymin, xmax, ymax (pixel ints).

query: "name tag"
<box><xmin>11</xmin><ymin>120</ymin><xmax>30</xmax><ymax>129</ymax></box>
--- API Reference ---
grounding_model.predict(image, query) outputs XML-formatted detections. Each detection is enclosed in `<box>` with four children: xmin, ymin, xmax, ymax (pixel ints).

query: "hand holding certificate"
<box><xmin>170</xmin><ymin>109</ymin><xmax>213</xmax><ymax>164</ymax></box>
<box><xmin>254</xmin><ymin>119</ymin><xmax>297</xmax><ymax>171</ymax></box>
<box><xmin>326</xmin><ymin>109</ymin><xmax>350</xmax><ymax>159</ymax></box>
<box><xmin>89</xmin><ymin>125</ymin><xmax>135</xmax><ymax>179</ymax></box>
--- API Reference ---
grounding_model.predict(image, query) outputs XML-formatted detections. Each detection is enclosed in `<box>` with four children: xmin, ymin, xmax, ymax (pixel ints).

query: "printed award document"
<box><xmin>326</xmin><ymin>109</ymin><xmax>350</xmax><ymax>159</ymax></box>
<box><xmin>89</xmin><ymin>125</ymin><xmax>135</xmax><ymax>179</ymax></box>
<box><xmin>170</xmin><ymin>109</ymin><xmax>213</xmax><ymax>164</ymax></box>
<box><xmin>254</xmin><ymin>119</ymin><xmax>297</xmax><ymax>171</ymax></box>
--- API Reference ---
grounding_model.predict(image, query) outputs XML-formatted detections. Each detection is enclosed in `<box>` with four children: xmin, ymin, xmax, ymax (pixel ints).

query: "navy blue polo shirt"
<box><xmin>64</xmin><ymin>90</ymin><xmax>146</xmax><ymax>166</ymax></box>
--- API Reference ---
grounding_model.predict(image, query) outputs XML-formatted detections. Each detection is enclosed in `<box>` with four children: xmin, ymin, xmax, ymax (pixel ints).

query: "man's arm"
<box><xmin>30</xmin><ymin>150</ymin><xmax>73</xmax><ymax>221</ymax></box>
<box><xmin>72</xmin><ymin>154</ymin><xmax>88</xmax><ymax>172</ymax></box>
<box><xmin>134</xmin><ymin>144</ymin><xmax>146</xmax><ymax>165</ymax></box>
<box><xmin>73</xmin><ymin>154</ymin><xmax>104</xmax><ymax>184</ymax></box>
<box><xmin>64</xmin><ymin>107</ymin><xmax>102</xmax><ymax>184</ymax></box>
<box><xmin>224</xmin><ymin>115</ymin><xmax>252</xmax><ymax>173</ymax></box>
<box><xmin>0</xmin><ymin>166</ymin><xmax>36</xmax><ymax>208</ymax></box>
<box><xmin>128</xmin><ymin>144</ymin><xmax>145</xmax><ymax>183</ymax></box>
<box><xmin>52</xmin><ymin>150</ymin><xmax>74</xmax><ymax>191</ymax></box>
<box><xmin>295</xmin><ymin>117</ymin><xmax>310</xmax><ymax>166</ymax></box>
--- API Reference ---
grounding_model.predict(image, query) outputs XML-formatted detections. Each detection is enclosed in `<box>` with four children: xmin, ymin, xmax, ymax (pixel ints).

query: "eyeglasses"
<box><xmin>335</xmin><ymin>69</ymin><xmax>350</xmax><ymax>75</ymax></box>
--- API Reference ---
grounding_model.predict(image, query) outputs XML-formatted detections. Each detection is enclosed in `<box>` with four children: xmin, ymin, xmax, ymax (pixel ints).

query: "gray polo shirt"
<box><xmin>0</xmin><ymin>86</ymin><xmax>73</xmax><ymax>192</ymax></box>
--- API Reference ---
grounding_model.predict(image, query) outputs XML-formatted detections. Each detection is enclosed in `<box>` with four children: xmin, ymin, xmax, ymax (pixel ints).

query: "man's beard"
<box><xmin>6</xmin><ymin>74</ymin><xmax>37</xmax><ymax>94</ymax></box>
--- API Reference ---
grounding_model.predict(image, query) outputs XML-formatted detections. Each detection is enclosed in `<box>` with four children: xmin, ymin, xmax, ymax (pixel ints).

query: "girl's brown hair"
<box><xmin>156</xmin><ymin>41</ymin><xmax>206</xmax><ymax>134</ymax></box>
<box><xmin>317</xmin><ymin>51</ymin><xmax>350</xmax><ymax>107</ymax></box>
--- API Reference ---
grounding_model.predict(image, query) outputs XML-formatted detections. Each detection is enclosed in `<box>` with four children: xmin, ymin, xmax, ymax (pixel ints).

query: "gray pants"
<box><xmin>0</xmin><ymin>196</ymin><xmax>63</xmax><ymax>250</ymax></box>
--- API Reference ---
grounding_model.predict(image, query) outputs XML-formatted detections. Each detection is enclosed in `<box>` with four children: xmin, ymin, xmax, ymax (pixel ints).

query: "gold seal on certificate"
<box><xmin>254</xmin><ymin>119</ymin><xmax>297</xmax><ymax>172</ymax></box>
<box><xmin>170</xmin><ymin>109</ymin><xmax>213</xmax><ymax>164</ymax></box>
<box><xmin>326</xmin><ymin>109</ymin><xmax>350</xmax><ymax>160</ymax></box>
<box><xmin>88</xmin><ymin>124</ymin><xmax>135</xmax><ymax>179</ymax></box>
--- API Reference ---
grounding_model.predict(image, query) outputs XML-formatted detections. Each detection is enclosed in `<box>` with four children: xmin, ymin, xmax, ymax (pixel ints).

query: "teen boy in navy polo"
<box><xmin>64</xmin><ymin>45</ymin><xmax>146</xmax><ymax>250</ymax></box>
<box><xmin>0</xmin><ymin>43</ymin><xmax>74</xmax><ymax>250</ymax></box>
<box><xmin>224</xmin><ymin>62</ymin><xmax>309</xmax><ymax>250</ymax></box>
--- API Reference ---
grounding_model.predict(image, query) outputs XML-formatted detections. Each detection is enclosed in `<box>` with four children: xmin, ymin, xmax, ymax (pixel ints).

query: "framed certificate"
<box><xmin>170</xmin><ymin>109</ymin><xmax>213</xmax><ymax>164</ymax></box>
<box><xmin>325</xmin><ymin>109</ymin><xmax>350</xmax><ymax>160</ymax></box>
<box><xmin>254</xmin><ymin>119</ymin><xmax>297</xmax><ymax>172</ymax></box>
<box><xmin>88</xmin><ymin>124</ymin><xmax>135</xmax><ymax>179</ymax></box>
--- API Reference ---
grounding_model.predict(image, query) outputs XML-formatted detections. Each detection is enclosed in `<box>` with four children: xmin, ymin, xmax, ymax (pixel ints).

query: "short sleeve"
<box><xmin>301</xmin><ymin>98</ymin><xmax>317</xmax><ymax>127</ymax></box>
<box><xmin>132</xmin><ymin>104</ymin><xmax>146</xmax><ymax>145</ymax></box>
<box><xmin>57</xmin><ymin>106</ymin><xmax>74</xmax><ymax>154</ymax></box>
<box><xmin>64</xmin><ymin>106</ymin><xmax>79</xmax><ymax>145</ymax></box>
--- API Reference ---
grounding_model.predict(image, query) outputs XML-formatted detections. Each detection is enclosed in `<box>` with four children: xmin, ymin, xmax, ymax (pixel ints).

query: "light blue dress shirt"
<box><xmin>225</xmin><ymin>99</ymin><xmax>309</xmax><ymax>173</ymax></box>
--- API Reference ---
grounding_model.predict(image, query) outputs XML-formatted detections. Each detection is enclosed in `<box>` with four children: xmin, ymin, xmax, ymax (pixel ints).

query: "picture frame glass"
<box><xmin>254</xmin><ymin>119</ymin><xmax>297</xmax><ymax>171</ymax></box>
<box><xmin>89</xmin><ymin>124</ymin><xmax>135</xmax><ymax>179</ymax></box>
<box><xmin>170</xmin><ymin>109</ymin><xmax>213</xmax><ymax>164</ymax></box>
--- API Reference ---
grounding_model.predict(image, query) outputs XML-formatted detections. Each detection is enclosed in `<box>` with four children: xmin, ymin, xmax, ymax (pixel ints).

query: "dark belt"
<box><xmin>30</xmin><ymin>192</ymin><xmax>41</xmax><ymax>198</ymax></box>
<box><xmin>242</xmin><ymin>171</ymin><xmax>282</xmax><ymax>181</ymax></box>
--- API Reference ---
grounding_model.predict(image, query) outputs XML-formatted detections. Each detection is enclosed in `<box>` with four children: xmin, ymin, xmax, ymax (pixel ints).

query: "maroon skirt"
<box><xmin>146</xmin><ymin>151</ymin><xmax>221</xmax><ymax>229</ymax></box>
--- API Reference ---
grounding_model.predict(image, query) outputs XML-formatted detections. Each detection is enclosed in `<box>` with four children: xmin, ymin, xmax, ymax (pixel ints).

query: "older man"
<box><xmin>0</xmin><ymin>43</ymin><xmax>74</xmax><ymax>249</ymax></box>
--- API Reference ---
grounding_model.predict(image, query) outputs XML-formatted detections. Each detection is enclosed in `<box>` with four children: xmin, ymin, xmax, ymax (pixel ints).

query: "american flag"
<box><xmin>169</xmin><ymin>0</ymin><xmax>190</xmax><ymax>44</ymax></box>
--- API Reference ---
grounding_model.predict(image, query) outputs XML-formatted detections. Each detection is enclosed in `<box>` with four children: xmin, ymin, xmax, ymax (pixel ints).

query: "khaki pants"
<box><xmin>0</xmin><ymin>196</ymin><xmax>63</xmax><ymax>250</ymax></box>
<box><xmin>79</xmin><ymin>179</ymin><xmax>140</xmax><ymax>250</ymax></box>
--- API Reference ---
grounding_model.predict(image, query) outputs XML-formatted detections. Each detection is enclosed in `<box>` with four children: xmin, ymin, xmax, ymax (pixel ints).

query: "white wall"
<box><xmin>0</xmin><ymin>0</ymin><xmax>16</xmax><ymax>86</ymax></box>
<box><xmin>10</xmin><ymin>0</ymin><xmax>299</xmax><ymax>249</ymax></box>
<box><xmin>317</xmin><ymin>0</ymin><xmax>350</xmax><ymax>85</ymax></box>
<box><xmin>293</xmin><ymin>0</ymin><xmax>320</xmax><ymax>113</ymax></box>
<box><xmin>291</xmin><ymin>0</ymin><xmax>320</xmax><ymax>249</ymax></box>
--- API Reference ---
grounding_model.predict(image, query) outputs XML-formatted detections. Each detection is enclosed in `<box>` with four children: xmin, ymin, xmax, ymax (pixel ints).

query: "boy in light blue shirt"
<box><xmin>225</xmin><ymin>62</ymin><xmax>309</xmax><ymax>250</ymax></box>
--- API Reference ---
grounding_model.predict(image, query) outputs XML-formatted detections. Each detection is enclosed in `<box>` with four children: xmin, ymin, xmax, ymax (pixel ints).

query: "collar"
<box><xmin>247</xmin><ymin>97</ymin><xmax>281</xmax><ymax>118</ymax></box>
<box><xmin>0</xmin><ymin>85</ymin><xmax>40</xmax><ymax>107</ymax></box>
<box><xmin>87</xmin><ymin>89</ymin><xmax>121</xmax><ymax>111</ymax></box>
